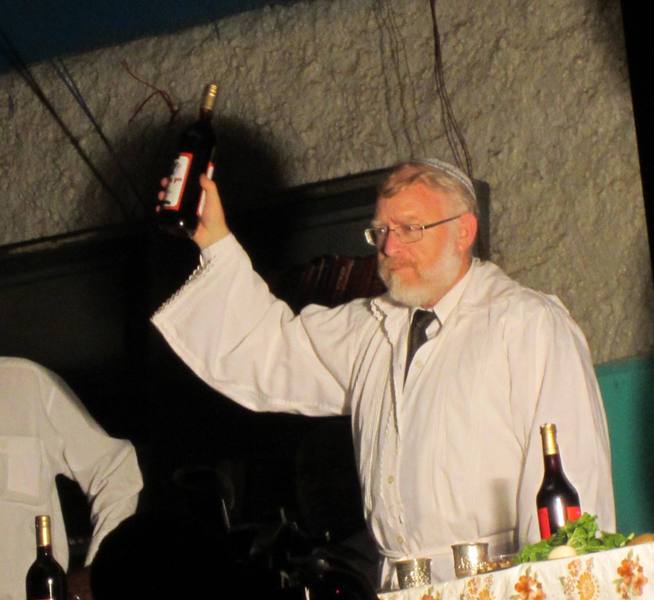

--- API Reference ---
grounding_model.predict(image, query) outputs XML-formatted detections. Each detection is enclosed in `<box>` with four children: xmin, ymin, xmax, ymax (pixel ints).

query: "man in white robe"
<box><xmin>0</xmin><ymin>357</ymin><xmax>143</xmax><ymax>600</ymax></box>
<box><xmin>152</xmin><ymin>159</ymin><xmax>615</xmax><ymax>587</ymax></box>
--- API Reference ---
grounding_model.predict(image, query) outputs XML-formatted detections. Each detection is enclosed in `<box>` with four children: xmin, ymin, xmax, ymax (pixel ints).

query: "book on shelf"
<box><xmin>266</xmin><ymin>254</ymin><xmax>385</xmax><ymax>312</ymax></box>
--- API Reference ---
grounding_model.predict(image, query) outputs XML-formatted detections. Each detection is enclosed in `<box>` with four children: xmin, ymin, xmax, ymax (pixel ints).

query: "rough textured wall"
<box><xmin>1</xmin><ymin>0</ymin><xmax>651</xmax><ymax>363</ymax></box>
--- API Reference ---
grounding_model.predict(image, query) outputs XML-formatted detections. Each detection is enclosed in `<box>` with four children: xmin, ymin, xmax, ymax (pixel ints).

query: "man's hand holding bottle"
<box><xmin>158</xmin><ymin>174</ymin><xmax>229</xmax><ymax>250</ymax></box>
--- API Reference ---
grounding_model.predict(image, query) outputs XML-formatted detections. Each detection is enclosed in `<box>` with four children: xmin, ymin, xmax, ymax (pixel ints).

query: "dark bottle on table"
<box><xmin>157</xmin><ymin>82</ymin><xmax>218</xmax><ymax>237</ymax></box>
<box><xmin>25</xmin><ymin>515</ymin><xmax>67</xmax><ymax>600</ymax></box>
<box><xmin>536</xmin><ymin>423</ymin><xmax>581</xmax><ymax>539</ymax></box>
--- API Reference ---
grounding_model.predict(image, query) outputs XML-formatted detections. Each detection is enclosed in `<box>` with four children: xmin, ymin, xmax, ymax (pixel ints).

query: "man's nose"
<box><xmin>381</xmin><ymin>228</ymin><xmax>402</xmax><ymax>255</ymax></box>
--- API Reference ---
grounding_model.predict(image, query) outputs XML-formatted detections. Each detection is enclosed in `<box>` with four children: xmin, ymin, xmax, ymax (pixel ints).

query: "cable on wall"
<box><xmin>375</xmin><ymin>0</ymin><xmax>425</xmax><ymax>158</ymax></box>
<box><xmin>428</xmin><ymin>0</ymin><xmax>474</xmax><ymax>179</ymax></box>
<box><xmin>120</xmin><ymin>60</ymin><xmax>179</xmax><ymax>125</ymax></box>
<box><xmin>50</xmin><ymin>57</ymin><xmax>147</xmax><ymax>213</ymax></box>
<box><xmin>0</xmin><ymin>27</ymin><xmax>134</xmax><ymax>220</ymax></box>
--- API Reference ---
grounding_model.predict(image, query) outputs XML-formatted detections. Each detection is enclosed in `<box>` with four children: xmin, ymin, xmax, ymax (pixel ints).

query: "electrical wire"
<box><xmin>0</xmin><ymin>27</ymin><xmax>134</xmax><ymax>220</ymax></box>
<box><xmin>428</xmin><ymin>0</ymin><xmax>474</xmax><ymax>179</ymax></box>
<box><xmin>429</xmin><ymin>0</ymin><xmax>465</xmax><ymax>171</ymax></box>
<box><xmin>120</xmin><ymin>59</ymin><xmax>179</xmax><ymax>124</ymax></box>
<box><xmin>50</xmin><ymin>56</ymin><xmax>147</xmax><ymax>213</ymax></box>
<box><xmin>375</xmin><ymin>0</ymin><xmax>424</xmax><ymax>157</ymax></box>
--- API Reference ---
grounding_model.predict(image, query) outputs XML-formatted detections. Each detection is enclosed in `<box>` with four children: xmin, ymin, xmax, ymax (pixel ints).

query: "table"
<box><xmin>378</xmin><ymin>542</ymin><xmax>654</xmax><ymax>599</ymax></box>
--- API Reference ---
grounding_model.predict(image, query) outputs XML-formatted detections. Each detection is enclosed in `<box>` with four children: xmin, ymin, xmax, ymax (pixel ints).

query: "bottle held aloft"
<box><xmin>536</xmin><ymin>423</ymin><xmax>581</xmax><ymax>539</ymax></box>
<box><xmin>25</xmin><ymin>515</ymin><xmax>67</xmax><ymax>600</ymax></box>
<box><xmin>157</xmin><ymin>82</ymin><xmax>218</xmax><ymax>237</ymax></box>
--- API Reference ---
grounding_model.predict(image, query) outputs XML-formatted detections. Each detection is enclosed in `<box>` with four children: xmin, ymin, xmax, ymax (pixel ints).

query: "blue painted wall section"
<box><xmin>597</xmin><ymin>355</ymin><xmax>654</xmax><ymax>535</ymax></box>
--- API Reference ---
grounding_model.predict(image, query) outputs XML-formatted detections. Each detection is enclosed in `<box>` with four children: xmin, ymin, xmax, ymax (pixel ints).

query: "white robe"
<box><xmin>0</xmin><ymin>357</ymin><xmax>143</xmax><ymax>600</ymax></box>
<box><xmin>152</xmin><ymin>234</ymin><xmax>615</xmax><ymax>587</ymax></box>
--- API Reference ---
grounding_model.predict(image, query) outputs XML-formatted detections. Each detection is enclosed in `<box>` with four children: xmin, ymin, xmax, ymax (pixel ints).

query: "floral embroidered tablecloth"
<box><xmin>377</xmin><ymin>543</ymin><xmax>654</xmax><ymax>599</ymax></box>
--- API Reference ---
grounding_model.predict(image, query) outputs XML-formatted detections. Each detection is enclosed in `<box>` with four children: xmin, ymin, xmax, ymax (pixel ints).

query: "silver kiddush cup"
<box><xmin>451</xmin><ymin>542</ymin><xmax>489</xmax><ymax>578</ymax></box>
<box><xmin>393</xmin><ymin>557</ymin><xmax>432</xmax><ymax>589</ymax></box>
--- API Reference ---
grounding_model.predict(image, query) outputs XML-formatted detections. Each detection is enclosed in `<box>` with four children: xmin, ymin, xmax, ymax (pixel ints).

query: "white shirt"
<box><xmin>0</xmin><ymin>357</ymin><xmax>143</xmax><ymax>600</ymax></box>
<box><xmin>152</xmin><ymin>234</ymin><xmax>615</xmax><ymax>587</ymax></box>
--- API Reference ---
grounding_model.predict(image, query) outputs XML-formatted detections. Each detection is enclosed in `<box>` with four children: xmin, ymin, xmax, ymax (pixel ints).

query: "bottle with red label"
<box><xmin>157</xmin><ymin>82</ymin><xmax>218</xmax><ymax>237</ymax></box>
<box><xmin>536</xmin><ymin>423</ymin><xmax>582</xmax><ymax>539</ymax></box>
<box><xmin>25</xmin><ymin>515</ymin><xmax>67</xmax><ymax>600</ymax></box>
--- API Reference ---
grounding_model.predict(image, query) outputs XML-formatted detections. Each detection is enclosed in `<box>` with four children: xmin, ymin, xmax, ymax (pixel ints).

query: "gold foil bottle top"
<box><xmin>540</xmin><ymin>423</ymin><xmax>559</xmax><ymax>456</ymax></box>
<box><xmin>35</xmin><ymin>514</ymin><xmax>52</xmax><ymax>547</ymax></box>
<box><xmin>201</xmin><ymin>83</ymin><xmax>218</xmax><ymax>113</ymax></box>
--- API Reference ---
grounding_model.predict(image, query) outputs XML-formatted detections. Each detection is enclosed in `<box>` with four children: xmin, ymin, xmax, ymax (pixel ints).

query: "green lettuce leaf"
<box><xmin>513</xmin><ymin>513</ymin><xmax>633</xmax><ymax>564</ymax></box>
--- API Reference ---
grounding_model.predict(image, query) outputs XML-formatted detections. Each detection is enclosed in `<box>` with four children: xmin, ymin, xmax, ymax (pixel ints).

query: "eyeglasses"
<box><xmin>364</xmin><ymin>213</ymin><xmax>465</xmax><ymax>248</ymax></box>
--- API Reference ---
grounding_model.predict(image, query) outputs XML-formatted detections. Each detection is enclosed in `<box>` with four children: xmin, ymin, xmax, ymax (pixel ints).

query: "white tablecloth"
<box><xmin>378</xmin><ymin>542</ymin><xmax>654</xmax><ymax>599</ymax></box>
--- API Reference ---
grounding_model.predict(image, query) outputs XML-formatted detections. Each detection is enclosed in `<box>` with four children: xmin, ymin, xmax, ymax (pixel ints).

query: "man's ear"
<box><xmin>457</xmin><ymin>212</ymin><xmax>478</xmax><ymax>253</ymax></box>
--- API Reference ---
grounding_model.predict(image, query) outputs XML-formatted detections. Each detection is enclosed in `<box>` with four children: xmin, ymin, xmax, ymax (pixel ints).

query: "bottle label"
<box><xmin>162</xmin><ymin>153</ymin><xmax>193</xmax><ymax>211</ymax></box>
<box><xmin>567</xmin><ymin>505</ymin><xmax>582</xmax><ymax>522</ymax></box>
<box><xmin>197</xmin><ymin>161</ymin><xmax>215</xmax><ymax>217</ymax></box>
<box><xmin>537</xmin><ymin>507</ymin><xmax>551</xmax><ymax>539</ymax></box>
<box><xmin>538</xmin><ymin>505</ymin><xmax>581</xmax><ymax>539</ymax></box>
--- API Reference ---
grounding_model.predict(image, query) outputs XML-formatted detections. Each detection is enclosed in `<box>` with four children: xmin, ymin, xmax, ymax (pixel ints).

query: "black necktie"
<box><xmin>405</xmin><ymin>309</ymin><xmax>437</xmax><ymax>381</ymax></box>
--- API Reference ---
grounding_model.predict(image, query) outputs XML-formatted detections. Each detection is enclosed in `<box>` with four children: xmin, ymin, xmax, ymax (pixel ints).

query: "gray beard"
<box><xmin>378</xmin><ymin>239</ymin><xmax>463</xmax><ymax>308</ymax></box>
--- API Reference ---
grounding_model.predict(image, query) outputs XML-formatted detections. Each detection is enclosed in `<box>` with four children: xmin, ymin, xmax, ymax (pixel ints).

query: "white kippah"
<box><xmin>414</xmin><ymin>158</ymin><xmax>476</xmax><ymax>200</ymax></box>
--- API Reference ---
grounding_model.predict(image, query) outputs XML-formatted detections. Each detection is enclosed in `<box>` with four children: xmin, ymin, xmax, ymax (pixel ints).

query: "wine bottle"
<box><xmin>25</xmin><ymin>515</ymin><xmax>67</xmax><ymax>600</ymax></box>
<box><xmin>536</xmin><ymin>423</ymin><xmax>581</xmax><ymax>539</ymax></box>
<box><xmin>157</xmin><ymin>82</ymin><xmax>218</xmax><ymax>237</ymax></box>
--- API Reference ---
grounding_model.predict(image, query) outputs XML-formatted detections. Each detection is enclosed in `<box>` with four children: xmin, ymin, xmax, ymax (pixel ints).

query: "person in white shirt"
<box><xmin>152</xmin><ymin>159</ymin><xmax>615</xmax><ymax>588</ymax></box>
<box><xmin>0</xmin><ymin>357</ymin><xmax>143</xmax><ymax>600</ymax></box>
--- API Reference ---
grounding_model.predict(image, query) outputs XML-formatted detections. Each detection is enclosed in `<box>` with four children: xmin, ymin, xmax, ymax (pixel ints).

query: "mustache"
<box><xmin>379</xmin><ymin>256</ymin><xmax>414</xmax><ymax>271</ymax></box>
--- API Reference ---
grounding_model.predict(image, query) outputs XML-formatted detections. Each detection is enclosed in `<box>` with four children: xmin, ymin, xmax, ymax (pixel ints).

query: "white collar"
<box><xmin>423</xmin><ymin>259</ymin><xmax>475</xmax><ymax>326</ymax></box>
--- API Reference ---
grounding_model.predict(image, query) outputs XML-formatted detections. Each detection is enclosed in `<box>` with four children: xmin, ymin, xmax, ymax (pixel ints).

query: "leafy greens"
<box><xmin>514</xmin><ymin>513</ymin><xmax>633</xmax><ymax>564</ymax></box>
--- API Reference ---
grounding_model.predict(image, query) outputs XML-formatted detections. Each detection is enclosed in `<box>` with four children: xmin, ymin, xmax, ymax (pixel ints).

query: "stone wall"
<box><xmin>1</xmin><ymin>0</ymin><xmax>651</xmax><ymax>364</ymax></box>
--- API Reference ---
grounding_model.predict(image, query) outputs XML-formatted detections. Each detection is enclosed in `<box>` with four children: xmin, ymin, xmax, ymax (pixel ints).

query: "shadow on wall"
<box><xmin>141</xmin><ymin>114</ymin><xmax>288</xmax><ymax>307</ymax></box>
<box><xmin>0</xmin><ymin>112</ymin><xmax>290</xmax><ymax>523</ymax></box>
<box><xmin>596</xmin><ymin>355</ymin><xmax>654</xmax><ymax>535</ymax></box>
<box><xmin>588</xmin><ymin>0</ymin><xmax>632</xmax><ymax>76</ymax></box>
<box><xmin>72</xmin><ymin>110</ymin><xmax>288</xmax><ymax>238</ymax></box>
<box><xmin>0</xmin><ymin>112</ymin><xmax>372</xmax><ymax>567</ymax></box>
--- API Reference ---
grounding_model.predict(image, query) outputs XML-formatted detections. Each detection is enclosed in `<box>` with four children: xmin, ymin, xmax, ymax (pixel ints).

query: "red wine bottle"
<box><xmin>157</xmin><ymin>82</ymin><xmax>218</xmax><ymax>237</ymax></box>
<box><xmin>536</xmin><ymin>423</ymin><xmax>581</xmax><ymax>539</ymax></box>
<box><xmin>25</xmin><ymin>515</ymin><xmax>67</xmax><ymax>600</ymax></box>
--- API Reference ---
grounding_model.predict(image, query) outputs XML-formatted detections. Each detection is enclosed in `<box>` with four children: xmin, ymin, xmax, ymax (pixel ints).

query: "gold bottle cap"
<box><xmin>35</xmin><ymin>514</ymin><xmax>52</xmax><ymax>547</ymax></box>
<box><xmin>202</xmin><ymin>83</ymin><xmax>218</xmax><ymax>113</ymax></box>
<box><xmin>540</xmin><ymin>423</ymin><xmax>559</xmax><ymax>456</ymax></box>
